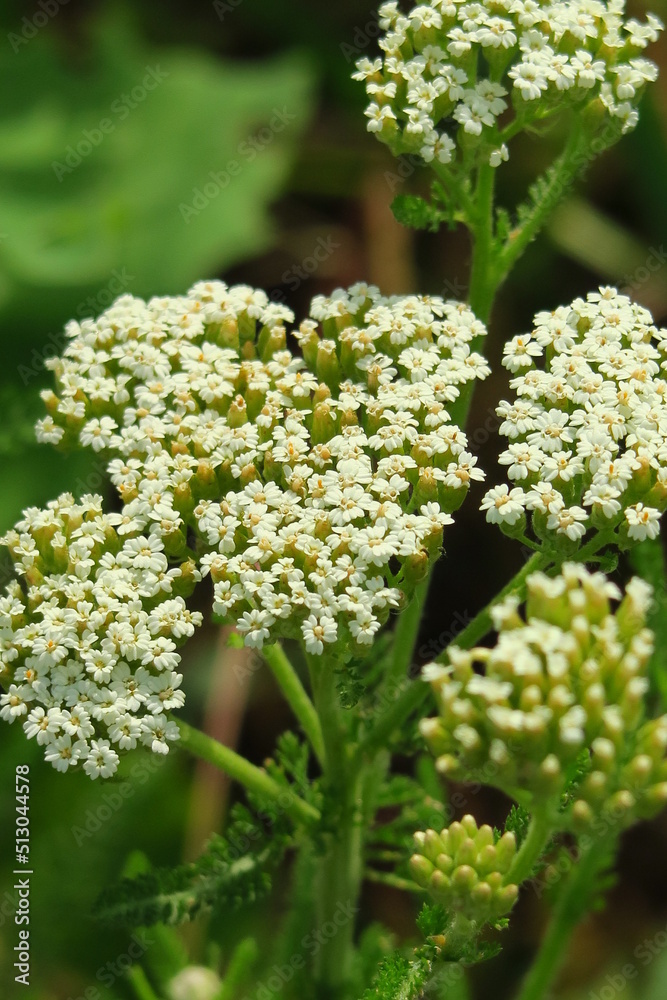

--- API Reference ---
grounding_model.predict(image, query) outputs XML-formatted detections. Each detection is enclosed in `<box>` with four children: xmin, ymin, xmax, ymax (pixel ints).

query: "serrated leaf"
<box><xmin>391</xmin><ymin>194</ymin><xmax>442</xmax><ymax>232</ymax></box>
<box><xmin>360</xmin><ymin>951</ymin><xmax>432</xmax><ymax>1000</ymax></box>
<box><xmin>416</xmin><ymin>903</ymin><xmax>447</xmax><ymax>938</ymax></box>
<box><xmin>93</xmin><ymin>840</ymin><xmax>273</xmax><ymax>927</ymax></box>
<box><xmin>504</xmin><ymin>804</ymin><xmax>531</xmax><ymax>847</ymax></box>
<box><xmin>93</xmin><ymin>803</ymin><xmax>290</xmax><ymax>928</ymax></box>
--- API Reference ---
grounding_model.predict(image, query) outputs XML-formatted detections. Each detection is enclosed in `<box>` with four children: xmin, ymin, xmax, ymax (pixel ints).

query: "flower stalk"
<box><xmin>262</xmin><ymin>643</ymin><xmax>326</xmax><ymax>767</ymax></box>
<box><xmin>175</xmin><ymin>719</ymin><xmax>320</xmax><ymax>827</ymax></box>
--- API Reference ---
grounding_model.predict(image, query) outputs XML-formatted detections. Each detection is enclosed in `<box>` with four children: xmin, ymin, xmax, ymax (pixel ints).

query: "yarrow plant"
<box><xmin>482</xmin><ymin>287</ymin><xmax>667</xmax><ymax>554</ymax></box>
<box><xmin>356</xmin><ymin>0</ymin><xmax>662</xmax><ymax>165</ymax></box>
<box><xmin>0</xmin><ymin>494</ymin><xmax>201</xmax><ymax>777</ymax></box>
<box><xmin>421</xmin><ymin>565</ymin><xmax>667</xmax><ymax>831</ymax></box>
<box><xmin>1</xmin><ymin>3</ymin><xmax>666</xmax><ymax>1000</ymax></box>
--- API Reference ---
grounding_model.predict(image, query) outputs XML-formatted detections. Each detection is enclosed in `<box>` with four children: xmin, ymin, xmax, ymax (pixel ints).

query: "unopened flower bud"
<box><xmin>169</xmin><ymin>966</ymin><xmax>222</xmax><ymax>1000</ymax></box>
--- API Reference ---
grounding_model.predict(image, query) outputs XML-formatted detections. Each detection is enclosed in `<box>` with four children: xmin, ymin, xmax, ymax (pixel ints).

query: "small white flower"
<box><xmin>626</xmin><ymin>503</ymin><xmax>661</xmax><ymax>541</ymax></box>
<box><xmin>83</xmin><ymin>739</ymin><xmax>120</xmax><ymax>779</ymax></box>
<box><xmin>302</xmin><ymin>614</ymin><xmax>337</xmax><ymax>655</ymax></box>
<box><xmin>481</xmin><ymin>485</ymin><xmax>526</xmax><ymax>526</ymax></box>
<box><xmin>489</xmin><ymin>144</ymin><xmax>509</xmax><ymax>167</ymax></box>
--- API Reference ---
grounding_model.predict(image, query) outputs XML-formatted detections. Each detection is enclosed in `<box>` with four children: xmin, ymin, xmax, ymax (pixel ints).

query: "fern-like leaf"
<box><xmin>93</xmin><ymin>840</ymin><xmax>276</xmax><ymax>927</ymax></box>
<box><xmin>94</xmin><ymin>803</ymin><xmax>291</xmax><ymax>928</ymax></box>
<box><xmin>391</xmin><ymin>194</ymin><xmax>443</xmax><ymax>232</ymax></box>
<box><xmin>360</xmin><ymin>951</ymin><xmax>432</xmax><ymax>1000</ymax></box>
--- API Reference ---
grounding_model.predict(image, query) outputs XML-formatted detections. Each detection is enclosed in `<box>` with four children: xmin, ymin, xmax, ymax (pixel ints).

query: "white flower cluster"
<box><xmin>0</xmin><ymin>494</ymin><xmax>202</xmax><ymax>777</ymax></box>
<box><xmin>481</xmin><ymin>288</ymin><xmax>667</xmax><ymax>551</ymax></box>
<box><xmin>421</xmin><ymin>564</ymin><xmax>667</xmax><ymax>829</ymax></box>
<box><xmin>355</xmin><ymin>1</ymin><xmax>662</xmax><ymax>169</ymax></box>
<box><xmin>33</xmin><ymin>281</ymin><xmax>489</xmax><ymax>656</ymax></box>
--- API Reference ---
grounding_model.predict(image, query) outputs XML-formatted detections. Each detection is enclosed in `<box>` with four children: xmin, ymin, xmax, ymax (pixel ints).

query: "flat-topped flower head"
<box><xmin>410</xmin><ymin>814</ymin><xmax>519</xmax><ymax>923</ymax></box>
<box><xmin>355</xmin><ymin>2</ymin><xmax>662</xmax><ymax>170</ymax></box>
<box><xmin>0</xmin><ymin>494</ymin><xmax>202</xmax><ymax>778</ymax></box>
<box><xmin>421</xmin><ymin>564</ymin><xmax>667</xmax><ymax>830</ymax></box>
<box><xmin>481</xmin><ymin>288</ymin><xmax>667</xmax><ymax>554</ymax></box>
<box><xmin>34</xmin><ymin>281</ymin><xmax>489</xmax><ymax>656</ymax></box>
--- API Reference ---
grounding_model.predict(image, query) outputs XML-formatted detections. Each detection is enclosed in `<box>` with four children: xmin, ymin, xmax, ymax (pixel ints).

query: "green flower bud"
<box><xmin>316</xmin><ymin>340</ymin><xmax>342</xmax><ymax>387</ymax></box>
<box><xmin>409</xmin><ymin>854</ymin><xmax>435</xmax><ymax>888</ymax></box>
<box><xmin>421</xmin><ymin>564</ymin><xmax>667</xmax><ymax>832</ymax></box>
<box><xmin>412</xmin><ymin>817</ymin><xmax>518</xmax><ymax>924</ymax></box>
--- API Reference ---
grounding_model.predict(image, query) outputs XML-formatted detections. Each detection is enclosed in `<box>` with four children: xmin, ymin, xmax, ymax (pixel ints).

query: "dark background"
<box><xmin>1</xmin><ymin>1</ymin><xmax>667</xmax><ymax>997</ymax></box>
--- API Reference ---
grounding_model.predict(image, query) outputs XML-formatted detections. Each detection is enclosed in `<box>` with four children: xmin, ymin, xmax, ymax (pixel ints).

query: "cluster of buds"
<box><xmin>355</xmin><ymin>1</ymin><xmax>662</xmax><ymax>173</ymax></box>
<box><xmin>31</xmin><ymin>281</ymin><xmax>489</xmax><ymax>656</ymax></box>
<box><xmin>481</xmin><ymin>288</ymin><xmax>667</xmax><ymax>553</ymax></box>
<box><xmin>410</xmin><ymin>814</ymin><xmax>519</xmax><ymax>922</ymax></box>
<box><xmin>0</xmin><ymin>494</ymin><xmax>201</xmax><ymax>777</ymax></box>
<box><xmin>421</xmin><ymin>564</ymin><xmax>667</xmax><ymax>831</ymax></box>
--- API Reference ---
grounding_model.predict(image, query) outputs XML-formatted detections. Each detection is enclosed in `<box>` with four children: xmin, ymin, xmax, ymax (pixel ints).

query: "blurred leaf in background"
<box><xmin>0</xmin><ymin>8</ymin><xmax>316</xmax><ymax>999</ymax></box>
<box><xmin>0</xmin><ymin>6</ymin><xmax>314</xmax><ymax>532</ymax></box>
<box><xmin>0</xmin><ymin>9</ymin><xmax>314</xmax><ymax>320</ymax></box>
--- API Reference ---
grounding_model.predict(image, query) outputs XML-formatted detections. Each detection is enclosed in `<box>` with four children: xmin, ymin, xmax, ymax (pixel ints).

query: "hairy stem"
<box><xmin>176</xmin><ymin>719</ymin><xmax>320</xmax><ymax>826</ymax></box>
<box><xmin>512</xmin><ymin>834</ymin><xmax>618</xmax><ymax>1000</ymax></box>
<box><xmin>389</xmin><ymin>572</ymin><xmax>431</xmax><ymax>683</ymax></box>
<box><xmin>505</xmin><ymin>810</ymin><xmax>553</xmax><ymax>887</ymax></box>
<box><xmin>468</xmin><ymin>162</ymin><xmax>498</xmax><ymax>324</ymax></box>
<box><xmin>263</xmin><ymin>643</ymin><xmax>325</xmax><ymax>766</ymax></box>
<box><xmin>310</xmin><ymin>656</ymin><xmax>365</xmax><ymax>1000</ymax></box>
<box><xmin>497</xmin><ymin>120</ymin><xmax>587</xmax><ymax>279</ymax></box>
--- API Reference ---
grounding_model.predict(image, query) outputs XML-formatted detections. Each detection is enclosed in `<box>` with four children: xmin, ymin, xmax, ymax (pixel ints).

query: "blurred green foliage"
<box><xmin>0</xmin><ymin>11</ymin><xmax>313</xmax><ymax>319</ymax></box>
<box><xmin>0</xmin><ymin>5</ymin><xmax>316</xmax><ymax>999</ymax></box>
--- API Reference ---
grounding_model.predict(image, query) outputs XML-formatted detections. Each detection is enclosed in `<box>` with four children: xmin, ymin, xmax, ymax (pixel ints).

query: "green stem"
<box><xmin>436</xmin><ymin>551</ymin><xmax>548</xmax><ymax>658</ymax></box>
<box><xmin>577</xmin><ymin>528</ymin><xmax>617</xmax><ymax>564</ymax></box>
<box><xmin>505</xmin><ymin>810</ymin><xmax>553</xmax><ymax>888</ymax></box>
<box><xmin>432</xmin><ymin>162</ymin><xmax>477</xmax><ymax>220</ymax></box>
<box><xmin>263</xmin><ymin>643</ymin><xmax>325</xmax><ymax>766</ymax></box>
<box><xmin>356</xmin><ymin>552</ymin><xmax>550</xmax><ymax>759</ymax></box>
<box><xmin>497</xmin><ymin>120</ymin><xmax>586</xmax><ymax>280</ymax></box>
<box><xmin>364</xmin><ymin>869</ymin><xmax>425</xmax><ymax>893</ymax></box>
<box><xmin>512</xmin><ymin>835</ymin><xmax>618</xmax><ymax>1000</ymax></box>
<box><xmin>310</xmin><ymin>657</ymin><xmax>365</xmax><ymax>1000</ymax></box>
<box><xmin>468</xmin><ymin>162</ymin><xmax>498</xmax><ymax>324</ymax></box>
<box><xmin>175</xmin><ymin>719</ymin><xmax>320</xmax><ymax>826</ymax></box>
<box><xmin>310</xmin><ymin>654</ymin><xmax>348</xmax><ymax>786</ymax></box>
<box><xmin>390</xmin><ymin>572</ymin><xmax>431</xmax><ymax>683</ymax></box>
<box><xmin>126</xmin><ymin>967</ymin><xmax>161</xmax><ymax>1000</ymax></box>
<box><xmin>356</xmin><ymin>679</ymin><xmax>430</xmax><ymax>763</ymax></box>
<box><xmin>216</xmin><ymin>938</ymin><xmax>259</xmax><ymax>1000</ymax></box>
<box><xmin>449</xmin><ymin>161</ymin><xmax>498</xmax><ymax>428</ymax></box>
